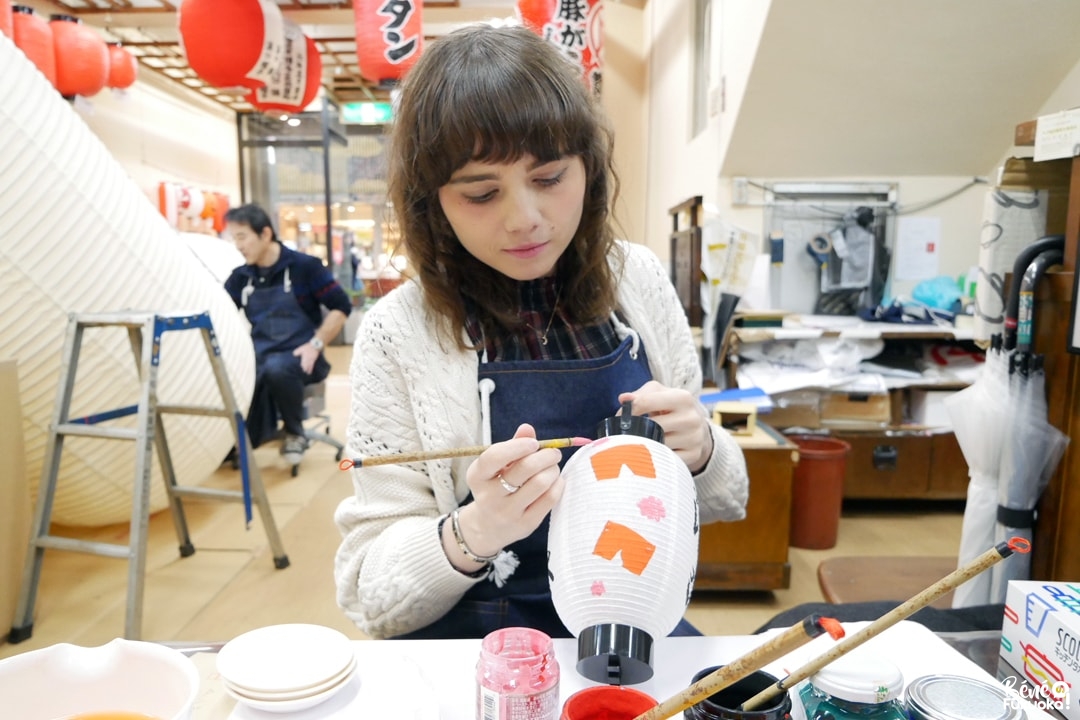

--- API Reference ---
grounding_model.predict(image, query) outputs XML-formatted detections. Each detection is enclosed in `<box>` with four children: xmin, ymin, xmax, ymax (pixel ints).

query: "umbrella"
<box><xmin>944</xmin><ymin>335</ymin><xmax>1010</xmax><ymax>608</ymax></box>
<box><xmin>989</xmin><ymin>353</ymin><xmax>1068</xmax><ymax>601</ymax></box>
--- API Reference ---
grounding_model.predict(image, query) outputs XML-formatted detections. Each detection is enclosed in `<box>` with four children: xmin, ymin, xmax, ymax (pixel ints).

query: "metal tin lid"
<box><xmin>809</xmin><ymin>653</ymin><xmax>904</xmax><ymax>704</ymax></box>
<box><xmin>905</xmin><ymin>674</ymin><xmax>1026</xmax><ymax>720</ymax></box>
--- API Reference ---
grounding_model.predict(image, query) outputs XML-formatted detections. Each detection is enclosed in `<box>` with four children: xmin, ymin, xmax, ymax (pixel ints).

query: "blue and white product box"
<box><xmin>1000</xmin><ymin>580</ymin><xmax>1080</xmax><ymax>719</ymax></box>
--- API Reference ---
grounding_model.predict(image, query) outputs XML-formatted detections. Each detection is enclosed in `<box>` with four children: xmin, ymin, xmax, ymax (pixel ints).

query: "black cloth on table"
<box><xmin>753</xmin><ymin>602</ymin><xmax>1006</xmax><ymax>635</ymax></box>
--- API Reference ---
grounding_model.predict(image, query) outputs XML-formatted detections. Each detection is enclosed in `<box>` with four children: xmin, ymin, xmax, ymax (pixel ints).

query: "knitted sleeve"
<box><xmin>333</xmin><ymin>285</ymin><xmax>482</xmax><ymax>638</ymax></box>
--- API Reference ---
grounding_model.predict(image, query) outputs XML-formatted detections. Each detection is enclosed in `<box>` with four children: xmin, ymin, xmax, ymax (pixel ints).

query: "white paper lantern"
<box><xmin>549</xmin><ymin>410</ymin><xmax>699</xmax><ymax>685</ymax></box>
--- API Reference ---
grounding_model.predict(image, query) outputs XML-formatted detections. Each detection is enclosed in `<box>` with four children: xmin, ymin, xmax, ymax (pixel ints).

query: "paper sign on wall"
<box><xmin>895</xmin><ymin>216</ymin><xmax>941</xmax><ymax>281</ymax></box>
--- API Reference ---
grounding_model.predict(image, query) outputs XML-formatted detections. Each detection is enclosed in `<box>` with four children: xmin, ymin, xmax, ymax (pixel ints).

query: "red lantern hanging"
<box><xmin>246</xmin><ymin>30</ymin><xmax>322</xmax><ymax>113</ymax></box>
<box><xmin>178</xmin><ymin>0</ymin><xmax>285</xmax><ymax>90</ymax></box>
<box><xmin>11</xmin><ymin>6</ymin><xmax>56</xmax><ymax>87</ymax></box>
<box><xmin>1</xmin><ymin>1</ymin><xmax>13</xmax><ymax>40</ymax></box>
<box><xmin>212</xmin><ymin>192</ymin><xmax>230</xmax><ymax>234</ymax></box>
<box><xmin>352</xmin><ymin>0</ymin><xmax>422</xmax><ymax>86</ymax></box>
<box><xmin>50</xmin><ymin>15</ymin><xmax>108</xmax><ymax>98</ymax></box>
<box><xmin>517</xmin><ymin>0</ymin><xmax>604</xmax><ymax>92</ymax></box>
<box><xmin>106</xmin><ymin>42</ymin><xmax>138</xmax><ymax>89</ymax></box>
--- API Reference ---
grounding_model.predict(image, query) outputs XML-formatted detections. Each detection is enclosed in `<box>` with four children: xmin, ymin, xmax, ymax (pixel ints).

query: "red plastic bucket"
<box><xmin>788</xmin><ymin>435</ymin><xmax>851</xmax><ymax>550</ymax></box>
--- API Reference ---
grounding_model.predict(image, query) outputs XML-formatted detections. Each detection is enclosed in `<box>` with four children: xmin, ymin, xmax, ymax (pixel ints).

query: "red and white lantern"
<box><xmin>548</xmin><ymin>411</ymin><xmax>699</xmax><ymax>684</ymax></box>
<box><xmin>50</xmin><ymin>14</ymin><xmax>108</xmax><ymax>98</ymax></box>
<box><xmin>246</xmin><ymin>30</ymin><xmax>322</xmax><ymax>113</ymax></box>
<box><xmin>1</xmin><ymin>1</ymin><xmax>13</xmax><ymax>40</ymax></box>
<box><xmin>352</xmin><ymin>0</ymin><xmax>422</xmax><ymax>86</ymax></box>
<box><xmin>106</xmin><ymin>43</ymin><xmax>138</xmax><ymax>89</ymax></box>
<box><xmin>517</xmin><ymin>0</ymin><xmax>603</xmax><ymax>92</ymax></box>
<box><xmin>178</xmin><ymin>0</ymin><xmax>284</xmax><ymax>90</ymax></box>
<box><xmin>11</xmin><ymin>6</ymin><xmax>56</xmax><ymax>87</ymax></box>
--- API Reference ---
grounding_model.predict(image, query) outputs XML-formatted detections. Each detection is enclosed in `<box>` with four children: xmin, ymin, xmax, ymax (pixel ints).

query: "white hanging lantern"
<box><xmin>549</xmin><ymin>404</ymin><xmax>699</xmax><ymax>685</ymax></box>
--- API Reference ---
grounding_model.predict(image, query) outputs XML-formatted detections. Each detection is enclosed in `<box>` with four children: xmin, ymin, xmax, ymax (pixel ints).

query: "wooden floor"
<box><xmin>0</xmin><ymin>345</ymin><xmax>964</xmax><ymax>659</ymax></box>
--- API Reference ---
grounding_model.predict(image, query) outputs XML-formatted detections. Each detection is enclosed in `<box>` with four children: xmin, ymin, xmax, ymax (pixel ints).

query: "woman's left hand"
<box><xmin>619</xmin><ymin>381</ymin><xmax>713</xmax><ymax>473</ymax></box>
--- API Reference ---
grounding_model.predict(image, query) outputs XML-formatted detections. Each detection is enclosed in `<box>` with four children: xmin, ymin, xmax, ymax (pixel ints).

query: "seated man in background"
<box><xmin>224</xmin><ymin>203</ymin><xmax>351</xmax><ymax>465</ymax></box>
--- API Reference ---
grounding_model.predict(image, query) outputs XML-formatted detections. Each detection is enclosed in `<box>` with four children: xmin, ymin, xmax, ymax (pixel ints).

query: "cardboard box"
<box><xmin>761</xmin><ymin>390</ymin><xmax>820</xmax><ymax>429</ymax></box>
<box><xmin>1000</xmin><ymin>580</ymin><xmax>1080</xmax><ymax>718</ymax></box>
<box><xmin>908</xmin><ymin>389</ymin><xmax>956</xmax><ymax>430</ymax></box>
<box><xmin>820</xmin><ymin>390</ymin><xmax>890</xmax><ymax>428</ymax></box>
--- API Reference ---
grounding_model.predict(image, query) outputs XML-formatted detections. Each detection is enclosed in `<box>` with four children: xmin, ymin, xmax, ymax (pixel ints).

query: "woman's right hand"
<box><xmin>451</xmin><ymin>424</ymin><xmax>565</xmax><ymax>563</ymax></box>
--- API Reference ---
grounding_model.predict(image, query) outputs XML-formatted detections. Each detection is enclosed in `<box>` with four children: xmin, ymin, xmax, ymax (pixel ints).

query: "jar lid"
<box><xmin>809</xmin><ymin>654</ymin><xmax>904</xmax><ymax>704</ymax></box>
<box><xmin>905</xmin><ymin>675</ymin><xmax>1025</xmax><ymax>720</ymax></box>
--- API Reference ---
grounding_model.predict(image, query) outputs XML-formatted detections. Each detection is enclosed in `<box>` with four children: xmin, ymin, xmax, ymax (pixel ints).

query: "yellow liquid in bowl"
<box><xmin>62</xmin><ymin>713</ymin><xmax>163</xmax><ymax>720</ymax></box>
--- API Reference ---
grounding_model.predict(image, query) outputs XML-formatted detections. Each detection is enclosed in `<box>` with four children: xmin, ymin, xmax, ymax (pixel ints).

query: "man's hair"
<box><xmin>387</xmin><ymin>23</ymin><xmax>621</xmax><ymax>350</ymax></box>
<box><xmin>224</xmin><ymin>203</ymin><xmax>278</xmax><ymax>241</ymax></box>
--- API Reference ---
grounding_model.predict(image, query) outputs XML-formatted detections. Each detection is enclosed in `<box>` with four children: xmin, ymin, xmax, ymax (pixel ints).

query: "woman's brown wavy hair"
<box><xmin>387</xmin><ymin>23</ymin><xmax>620</xmax><ymax>350</ymax></box>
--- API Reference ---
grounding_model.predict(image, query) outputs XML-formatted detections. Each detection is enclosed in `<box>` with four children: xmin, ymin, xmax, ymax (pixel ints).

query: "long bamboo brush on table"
<box><xmin>739</xmin><ymin>537</ymin><xmax>1028</xmax><ymax>712</ymax></box>
<box><xmin>339</xmin><ymin>436</ymin><xmax>591</xmax><ymax>469</ymax></box>
<box><xmin>632</xmin><ymin>615</ymin><xmax>845</xmax><ymax>720</ymax></box>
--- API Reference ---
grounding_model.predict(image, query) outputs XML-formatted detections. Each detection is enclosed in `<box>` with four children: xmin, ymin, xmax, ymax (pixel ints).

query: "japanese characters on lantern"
<box><xmin>517</xmin><ymin>0</ymin><xmax>604</xmax><ymax>92</ymax></box>
<box><xmin>353</xmin><ymin>0</ymin><xmax>423</xmax><ymax>86</ymax></box>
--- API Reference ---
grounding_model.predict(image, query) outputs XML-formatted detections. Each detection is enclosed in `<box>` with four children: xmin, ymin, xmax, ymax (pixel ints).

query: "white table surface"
<box><xmin>189</xmin><ymin>621</ymin><xmax>1053</xmax><ymax>720</ymax></box>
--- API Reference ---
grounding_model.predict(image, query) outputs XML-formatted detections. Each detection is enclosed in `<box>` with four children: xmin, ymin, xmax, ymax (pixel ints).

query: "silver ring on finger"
<box><xmin>498</xmin><ymin>472</ymin><xmax>520</xmax><ymax>495</ymax></box>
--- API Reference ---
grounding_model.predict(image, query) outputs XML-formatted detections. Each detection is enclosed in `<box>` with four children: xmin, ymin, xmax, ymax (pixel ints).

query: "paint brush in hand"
<box><xmin>339</xmin><ymin>436</ymin><xmax>592</xmax><ymax>470</ymax></box>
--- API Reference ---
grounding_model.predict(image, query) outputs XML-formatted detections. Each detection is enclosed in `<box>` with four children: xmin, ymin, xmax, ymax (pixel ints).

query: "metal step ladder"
<box><xmin>8</xmin><ymin>311</ymin><xmax>290</xmax><ymax>642</ymax></box>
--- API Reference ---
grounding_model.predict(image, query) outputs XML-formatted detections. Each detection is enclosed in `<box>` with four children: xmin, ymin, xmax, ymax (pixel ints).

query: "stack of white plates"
<box><xmin>217</xmin><ymin>624</ymin><xmax>358</xmax><ymax>714</ymax></box>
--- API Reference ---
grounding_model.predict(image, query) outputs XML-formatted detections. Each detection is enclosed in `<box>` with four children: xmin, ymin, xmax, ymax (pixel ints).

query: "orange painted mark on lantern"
<box><xmin>592</xmin><ymin>521</ymin><xmax>656</xmax><ymax>575</ymax></box>
<box><xmin>638</xmin><ymin>496</ymin><xmax>666</xmax><ymax>521</ymax></box>
<box><xmin>589</xmin><ymin>445</ymin><xmax>656</xmax><ymax>481</ymax></box>
<box><xmin>591</xmin><ymin>580</ymin><xmax>606</xmax><ymax>596</ymax></box>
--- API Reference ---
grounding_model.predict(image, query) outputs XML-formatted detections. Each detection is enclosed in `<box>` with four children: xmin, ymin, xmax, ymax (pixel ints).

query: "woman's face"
<box><xmin>437</xmin><ymin>154</ymin><xmax>586</xmax><ymax>281</ymax></box>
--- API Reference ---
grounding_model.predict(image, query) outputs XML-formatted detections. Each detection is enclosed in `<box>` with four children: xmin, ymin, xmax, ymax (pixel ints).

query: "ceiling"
<box><xmin>25</xmin><ymin>0</ymin><xmax>517</xmax><ymax>112</ymax></box>
<box><xmin>721</xmin><ymin>0</ymin><xmax>1080</xmax><ymax>177</ymax></box>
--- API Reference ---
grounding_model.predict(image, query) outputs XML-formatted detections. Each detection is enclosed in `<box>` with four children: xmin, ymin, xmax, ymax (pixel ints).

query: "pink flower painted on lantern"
<box><xmin>591</xmin><ymin>580</ymin><xmax>606</xmax><ymax>596</ymax></box>
<box><xmin>638</xmin><ymin>496</ymin><xmax>667</xmax><ymax>521</ymax></box>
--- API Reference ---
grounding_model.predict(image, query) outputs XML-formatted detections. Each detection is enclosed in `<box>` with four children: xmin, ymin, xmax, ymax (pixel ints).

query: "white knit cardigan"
<box><xmin>334</xmin><ymin>241</ymin><xmax>749</xmax><ymax>638</ymax></box>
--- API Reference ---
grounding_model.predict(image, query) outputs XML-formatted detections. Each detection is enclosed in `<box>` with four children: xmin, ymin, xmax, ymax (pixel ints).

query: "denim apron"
<box><xmin>241</xmin><ymin>267</ymin><xmax>329</xmax><ymax>445</ymax></box>
<box><xmin>397</xmin><ymin>324</ymin><xmax>656</xmax><ymax>639</ymax></box>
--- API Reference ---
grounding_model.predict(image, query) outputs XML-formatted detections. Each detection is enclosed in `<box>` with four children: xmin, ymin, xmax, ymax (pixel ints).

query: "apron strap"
<box><xmin>478</xmin><ymin>377</ymin><xmax>495</xmax><ymax>446</ymax></box>
<box><xmin>610</xmin><ymin>312</ymin><xmax>640</xmax><ymax>360</ymax></box>
<box><xmin>241</xmin><ymin>277</ymin><xmax>254</xmax><ymax>308</ymax></box>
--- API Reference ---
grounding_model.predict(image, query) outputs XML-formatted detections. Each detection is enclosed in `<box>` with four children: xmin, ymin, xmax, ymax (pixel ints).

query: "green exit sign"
<box><xmin>342</xmin><ymin>102</ymin><xmax>394</xmax><ymax>125</ymax></box>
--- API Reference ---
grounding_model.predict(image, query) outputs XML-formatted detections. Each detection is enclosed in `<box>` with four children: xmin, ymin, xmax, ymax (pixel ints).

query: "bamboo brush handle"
<box><xmin>740</xmin><ymin>539</ymin><xmax>1025</xmax><ymax>711</ymax></box>
<box><xmin>344</xmin><ymin>437</ymin><xmax>588</xmax><ymax>468</ymax></box>
<box><xmin>633</xmin><ymin>615</ymin><xmax>840</xmax><ymax>720</ymax></box>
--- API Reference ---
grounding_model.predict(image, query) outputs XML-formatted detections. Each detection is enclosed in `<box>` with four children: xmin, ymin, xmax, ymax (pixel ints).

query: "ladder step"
<box><xmin>171</xmin><ymin>487</ymin><xmax>245</xmax><ymax>503</ymax></box>
<box><xmin>156</xmin><ymin>404</ymin><xmax>231</xmax><ymax>418</ymax></box>
<box><xmin>35</xmin><ymin>535</ymin><xmax>132</xmax><ymax>559</ymax></box>
<box><xmin>55</xmin><ymin>424</ymin><xmax>137</xmax><ymax>440</ymax></box>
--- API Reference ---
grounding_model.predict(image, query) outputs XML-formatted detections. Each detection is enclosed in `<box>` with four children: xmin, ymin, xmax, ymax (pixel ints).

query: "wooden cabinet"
<box><xmin>834</xmin><ymin>430</ymin><xmax>968</xmax><ymax>500</ymax></box>
<box><xmin>695</xmin><ymin>424</ymin><xmax>796</xmax><ymax>591</ymax></box>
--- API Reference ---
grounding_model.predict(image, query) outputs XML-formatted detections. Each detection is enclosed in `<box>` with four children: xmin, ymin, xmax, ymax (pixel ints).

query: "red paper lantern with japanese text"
<box><xmin>1</xmin><ymin>1</ymin><xmax>13</xmax><ymax>40</ymax></box>
<box><xmin>50</xmin><ymin>15</ymin><xmax>109</xmax><ymax>98</ymax></box>
<box><xmin>517</xmin><ymin>0</ymin><xmax>603</xmax><ymax>92</ymax></box>
<box><xmin>352</xmin><ymin>0</ymin><xmax>422</xmax><ymax>86</ymax></box>
<box><xmin>106</xmin><ymin>43</ymin><xmax>138</xmax><ymax>89</ymax></box>
<box><xmin>12</xmin><ymin>6</ymin><xmax>56</xmax><ymax>87</ymax></box>
<box><xmin>178</xmin><ymin>0</ymin><xmax>284</xmax><ymax>90</ymax></box>
<box><xmin>246</xmin><ymin>31</ymin><xmax>322</xmax><ymax>113</ymax></box>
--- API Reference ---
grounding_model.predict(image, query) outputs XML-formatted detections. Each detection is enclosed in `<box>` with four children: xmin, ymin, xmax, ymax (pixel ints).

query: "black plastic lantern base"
<box><xmin>576</xmin><ymin>623</ymin><xmax>654</xmax><ymax>686</ymax></box>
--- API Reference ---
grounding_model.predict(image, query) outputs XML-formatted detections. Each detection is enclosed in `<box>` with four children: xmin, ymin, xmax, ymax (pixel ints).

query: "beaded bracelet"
<box><xmin>450</xmin><ymin>508</ymin><xmax>501</xmax><ymax>564</ymax></box>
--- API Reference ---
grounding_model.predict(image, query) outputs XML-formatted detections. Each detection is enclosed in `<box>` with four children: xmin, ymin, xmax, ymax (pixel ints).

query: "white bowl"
<box><xmin>0</xmin><ymin>638</ymin><xmax>200</xmax><ymax>720</ymax></box>
<box><xmin>222</xmin><ymin>655</ymin><xmax>357</xmax><ymax>701</ymax></box>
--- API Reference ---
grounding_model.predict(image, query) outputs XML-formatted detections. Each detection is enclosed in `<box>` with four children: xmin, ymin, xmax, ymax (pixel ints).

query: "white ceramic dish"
<box><xmin>223</xmin><ymin>654</ymin><xmax>357</xmax><ymax>701</ymax></box>
<box><xmin>216</xmin><ymin>624</ymin><xmax>355</xmax><ymax>694</ymax></box>
<box><xmin>0</xmin><ymin>638</ymin><xmax>200</xmax><ymax>720</ymax></box>
<box><xmin>224</xmin><ymin>666</ymin><xmax>358</xmax><ymax>714</ymax></box>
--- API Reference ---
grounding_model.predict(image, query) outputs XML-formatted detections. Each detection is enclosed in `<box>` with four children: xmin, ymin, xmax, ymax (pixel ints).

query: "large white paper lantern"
<box><xmin>549</xmin><ymin>406</ymin><xmax>699</xmax><ymax>685</ymax></box>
